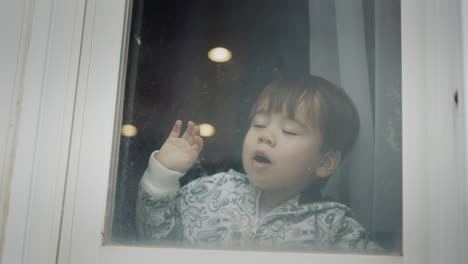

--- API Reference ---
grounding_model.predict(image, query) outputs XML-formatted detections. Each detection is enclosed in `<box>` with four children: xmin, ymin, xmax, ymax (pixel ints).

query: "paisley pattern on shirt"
<box><xmin>136</xmin><ymin>170</ymin><xmax>381</xmax><ymax>252</ymax></box>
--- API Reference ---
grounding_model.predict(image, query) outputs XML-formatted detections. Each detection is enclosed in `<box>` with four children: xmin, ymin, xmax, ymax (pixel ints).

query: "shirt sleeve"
<box><xmin>135</xmin><ymin>151</ymin><xmax>185</xmax><ymax>244</ymax></box>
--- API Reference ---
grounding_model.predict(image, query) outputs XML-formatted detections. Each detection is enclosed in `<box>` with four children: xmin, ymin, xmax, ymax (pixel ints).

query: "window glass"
<box><xmin>110</xmin><ymin>0</ymin><xmax>401</xmax><ymax>255</ymax></box>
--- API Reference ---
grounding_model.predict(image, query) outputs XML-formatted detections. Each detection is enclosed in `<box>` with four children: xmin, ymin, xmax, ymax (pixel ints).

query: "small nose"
<box><xmin>258</xmin><ymin>131</ymin><xmax>275</xmax><ymax>146</ymax></box>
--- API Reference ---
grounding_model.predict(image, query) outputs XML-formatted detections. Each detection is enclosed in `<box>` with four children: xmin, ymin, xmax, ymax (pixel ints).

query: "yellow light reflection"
<box><xmin>121</xmin><ymin>124</ymin><xmax>138</xmax><ymax>137</ymax></box>
<box><xmin>199</xmin><ymin>123</ymin><xmax>216</xmax><ymax>137</ymax></box>
<box><xmin>208</xmin><ymin>47</ymin><xmax>232</xmax><ymax>63</ymax></box>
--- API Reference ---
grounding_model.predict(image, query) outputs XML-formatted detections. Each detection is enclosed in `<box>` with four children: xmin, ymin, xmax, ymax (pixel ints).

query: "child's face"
<box><xmin>242</xmin><ymin>100</ymin><xmax>329</xmax><ymax>197</ymax></box>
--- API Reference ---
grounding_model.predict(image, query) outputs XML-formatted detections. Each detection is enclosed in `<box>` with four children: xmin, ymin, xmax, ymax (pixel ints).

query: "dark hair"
<box><xmin>251</xmin><ymin>74</ymin><xmax>359</xmax><ymax>157</ymax></box>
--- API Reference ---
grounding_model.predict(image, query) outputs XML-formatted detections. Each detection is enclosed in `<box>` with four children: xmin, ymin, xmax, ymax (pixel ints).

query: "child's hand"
<box><xmin>155</xmin><ymin>120</ymin><xmax>204</xmax><ymax>173</ymax></box>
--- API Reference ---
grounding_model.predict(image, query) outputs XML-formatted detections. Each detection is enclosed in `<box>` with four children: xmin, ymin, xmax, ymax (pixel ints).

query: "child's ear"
<box><xmin>315</xmin><ymin>151</ymin><xmax>341</xmax><ymax>178</ymax></box>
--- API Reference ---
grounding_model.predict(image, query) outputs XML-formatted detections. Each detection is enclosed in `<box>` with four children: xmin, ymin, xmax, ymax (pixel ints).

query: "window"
<box><xmin>107</xmin><ymin>0</ymin><xmax>401</xmax><ymax>255</ymax></box>
<box><xmin>55</xmin><ymin>0</ymin><xmax>465</xmax><ymax>263</ymax></box>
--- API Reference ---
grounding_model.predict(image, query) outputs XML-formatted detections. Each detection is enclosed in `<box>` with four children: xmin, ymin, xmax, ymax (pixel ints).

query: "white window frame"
<box><xmin>2</xmin><ymin>0</ymin><xmax>466</xmax><ymax>264</ymax></box>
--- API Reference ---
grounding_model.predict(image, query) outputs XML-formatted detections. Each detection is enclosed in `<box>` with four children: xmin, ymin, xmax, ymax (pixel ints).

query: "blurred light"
<box><xmin>122</xmin><ymin>124</ymin><xmax>138</xmax><ymax>137</ymax></box>
<box><xmin>199</xmin><ymin>123</ymin><xmax>216</xmax><ymax>137</ymax></box>
<box><xmin>208</xmin><ymin>47</ymin><xmax>232</xmax><ymax>63</ymax></box>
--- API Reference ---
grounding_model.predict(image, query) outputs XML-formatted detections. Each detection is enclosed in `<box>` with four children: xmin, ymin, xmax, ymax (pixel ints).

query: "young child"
<box><xmin>136</xmin><ymin>74</ymin><xmax>380</xmax><ymax>252</ymax></box>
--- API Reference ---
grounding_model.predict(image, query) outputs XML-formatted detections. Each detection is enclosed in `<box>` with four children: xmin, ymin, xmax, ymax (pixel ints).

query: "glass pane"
<box><xmin>109</xmin><ymin>0</ymin><xmax>402</xmax><ymax>255</ymax></box>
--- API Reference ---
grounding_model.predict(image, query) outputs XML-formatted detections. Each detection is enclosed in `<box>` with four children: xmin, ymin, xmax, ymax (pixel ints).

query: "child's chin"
<box><xmin>246</xmin><ymin>173</ymin><xmax>271</xmax><ymax>189</ymax></box>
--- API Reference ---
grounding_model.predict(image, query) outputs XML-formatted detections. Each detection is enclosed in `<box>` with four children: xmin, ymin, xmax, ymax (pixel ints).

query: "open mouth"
<box><xmin>253</xmin><ymin>152</ymin><xmax>271</xmax><ymax>164</ymax></box>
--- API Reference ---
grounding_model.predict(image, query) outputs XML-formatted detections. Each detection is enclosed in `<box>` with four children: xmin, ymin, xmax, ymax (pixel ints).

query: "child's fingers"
<box><xmin>191</xmin><ymin>125</ymin><xmax>203</xmax><ymax>150</ymax></box>
<box><xmin>169</xmin><ymin>120</ymin><xmax>182</xmax><ymax>138</ymax></box>
<box><xmin>192</xmin><ymin>124</ymin><xmax>201</xmax><ymax>137</ymax></box>
<box><xmin>181</xmin><ymin>121</ymin><xmax>194</xmax><ymax>143</ymax></box>
<box><xmin>192</xmin><ymin>136</ymin><xmax>204</xmax><ymax>151</ymax></box>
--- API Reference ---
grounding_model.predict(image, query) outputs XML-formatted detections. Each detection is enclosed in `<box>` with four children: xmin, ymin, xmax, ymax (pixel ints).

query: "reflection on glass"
<box><xmin>121</xmin><ymin>124</ymin><xmax>138</xmax><ymax>137</ymax></box>
<box><xmin>111</xmin><ymin>0</ymin><xmax>402</xmax><ymax>255</ymax></box>
<box><xmin>199</xmin><ymin>123</ymin><xmax>216</xmax><ymax>137</ymax></box>
<box><xmin>208</xmin><ymin>47</ymin><xmax>232</xmax><ymax>63</ymax></box>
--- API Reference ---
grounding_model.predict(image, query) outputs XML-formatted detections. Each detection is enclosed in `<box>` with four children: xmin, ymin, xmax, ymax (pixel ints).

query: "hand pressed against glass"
<box><xmin>155</xmin><ymin>120</ymin><xmax>204</xmax><ymax>173</ymax></box>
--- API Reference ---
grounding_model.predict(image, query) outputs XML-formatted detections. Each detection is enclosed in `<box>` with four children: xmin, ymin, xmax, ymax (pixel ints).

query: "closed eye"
<box><xmin>253</xmin><ymin>124</ymin><xmax>266</xmax><ymax>128</ymax></box>
<box><xmin>283</xmin><ymin>130</ymin><xmax>299</xmax><ymax>136</ymax></box>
